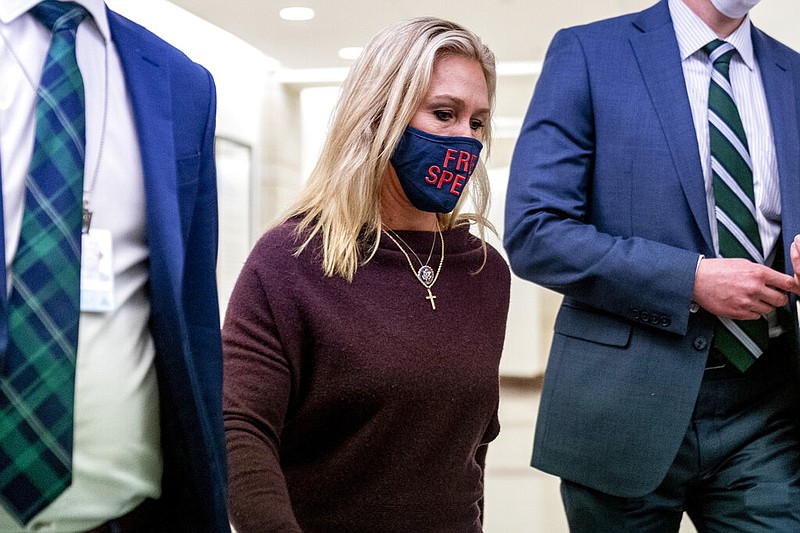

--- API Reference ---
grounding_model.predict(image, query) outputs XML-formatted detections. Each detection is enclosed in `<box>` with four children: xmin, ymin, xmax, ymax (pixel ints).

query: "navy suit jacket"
<box><xmin>504</xmin><ymin>0</ymin><xmax>800</xmax><ymax>497</ymax></box>
<box><xmin>0</xmin><ymin>9</ymin><xmax>229</xmax><ymax>531</ymax></box>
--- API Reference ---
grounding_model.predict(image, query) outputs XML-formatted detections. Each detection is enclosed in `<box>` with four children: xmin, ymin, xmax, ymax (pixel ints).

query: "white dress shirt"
<box><xmin>669</xmin><ymin>0</ymin><xmax>781</xmax><ymax>263</ymax></box>
<box><xmin>0</xmin><ymin>0</ymin><xmax>161</xmax><ymax>531</ymax></box>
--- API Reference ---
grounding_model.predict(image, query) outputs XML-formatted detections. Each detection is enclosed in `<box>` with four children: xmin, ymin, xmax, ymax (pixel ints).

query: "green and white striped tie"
<box><xmin>705</xmin><ymin>39</ymin><xmax>768</xmax><ymax>373</ymax></box>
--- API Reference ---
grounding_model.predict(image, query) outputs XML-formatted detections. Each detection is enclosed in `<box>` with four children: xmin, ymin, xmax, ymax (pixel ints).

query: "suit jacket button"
<box><xmin>693</xmin><ymin>337</ymin><xmax>708</xmax><ymax>350</ymax></box>
<box><xmin>660</xmin><ymin>317</ymin><xmax>671</xmax><ymax>327</ymax></box>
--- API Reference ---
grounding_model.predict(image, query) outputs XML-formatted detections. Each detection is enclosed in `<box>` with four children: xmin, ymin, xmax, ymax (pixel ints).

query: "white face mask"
<box><xmin>710</xmin><ymin>0</ymin><xmax>762</xmax><ymax>19</ymax></box>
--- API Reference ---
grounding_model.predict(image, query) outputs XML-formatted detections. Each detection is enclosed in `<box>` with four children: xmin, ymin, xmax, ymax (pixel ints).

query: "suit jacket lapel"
<box><xmin>107</xmin><ymin>10</ymin><xmax>185</xmax><ymax>314</ymax></box>
<box><xmin>629</xmin><ymin>1</ymin><xmax>714</xmax><ymax>255</ymax></box>
<box><xmin>753</xmin><ymin>27</ymin><xmax>800</xmax><ymax>273</ymax></box>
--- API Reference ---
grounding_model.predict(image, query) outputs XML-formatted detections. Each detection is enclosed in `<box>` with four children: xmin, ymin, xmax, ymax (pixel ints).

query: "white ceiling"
<box><xmin>166</xmin><ymin>0</ymin><xmax>654</xmax><ymax>162</ymax></box>
<box><xmin>169</xmin><ymin>0</ymin><xmax>654</xmax><ymax>70</ymax></box>
<box><xmin>165</xmin><ymin>0</ymin><xmax>800</xmax><ymax>165</ymax></box>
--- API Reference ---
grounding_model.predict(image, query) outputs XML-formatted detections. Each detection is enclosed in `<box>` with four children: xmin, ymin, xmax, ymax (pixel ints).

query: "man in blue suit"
<box><xmin>505</xmin><ymin>0</ymin><xmax>800</xmax><ymax>530</ymax></box>
<box><xmin>0</xmin><ymin>0</ymin><xmax>228</xmax><ymax>531</ymax></box>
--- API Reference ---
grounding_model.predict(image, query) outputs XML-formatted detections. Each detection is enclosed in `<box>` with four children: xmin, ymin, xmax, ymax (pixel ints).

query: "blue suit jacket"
<box><xmin>0</xmin><ymin>10</ymin><xmax>229</xmax><ymax>531</ymax></box>
<box><xmin>504</xmin><ymin>0</ymin><xmax>800</xmax><ymax>497</ymax></box>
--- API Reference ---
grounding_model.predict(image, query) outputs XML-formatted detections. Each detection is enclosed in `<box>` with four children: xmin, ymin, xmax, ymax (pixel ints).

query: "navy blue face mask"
<box><xmin>390</xmin><ymin>126</ymin><xmax>483</xmax><ymax>213</ymax></box>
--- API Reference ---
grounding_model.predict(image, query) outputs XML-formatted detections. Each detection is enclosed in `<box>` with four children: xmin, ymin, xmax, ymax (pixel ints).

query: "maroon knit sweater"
<box><xmin>223</xmin><ymin>221</ymin><xmax>510</xmax><ymax>533</ymax></box>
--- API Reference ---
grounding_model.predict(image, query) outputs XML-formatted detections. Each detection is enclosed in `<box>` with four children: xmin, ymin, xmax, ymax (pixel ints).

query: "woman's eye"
<box><xmin>433</xmin><ymin>110</ymin><xmax>453</xmax><ymax>121</ymax></box>
<box><xmin>470</xmin><ymin>119</ymin><xmax>484</xmax><ymax>131</ymax></box>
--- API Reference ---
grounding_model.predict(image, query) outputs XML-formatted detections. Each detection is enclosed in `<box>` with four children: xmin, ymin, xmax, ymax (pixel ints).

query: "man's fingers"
<box><xmin>751</xmin><ymin>300</ymin><xmax>775</xmax><ymax>316</ymax></box>
<box><xmin>762</xmin><ymin>268</ymin><xmax>797</xmax><ymax>294</ymax></box>
<box><xmin>760</xmin><ymin>285</ymin><xmax>789</xmax><ymax>308</ymax></box>
<box><xmin>792</xmin><ymin>236</ymin><xmax>800</xmax><ymax>278</ymax></box>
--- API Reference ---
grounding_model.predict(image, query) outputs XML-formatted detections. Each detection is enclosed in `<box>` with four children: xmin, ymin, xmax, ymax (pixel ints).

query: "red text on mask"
<box><xmin>425</xmin><ymin>149</ymin><xmax>478</xmax><ymax>196</ymax></box>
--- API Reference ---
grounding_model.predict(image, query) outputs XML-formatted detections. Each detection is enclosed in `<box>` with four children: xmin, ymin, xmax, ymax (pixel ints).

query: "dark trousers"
<box><xmin>83</xmin><ymin>499</ymin><xmax>166</xmax><ymax>533</ymax></box>
<box><xmin>560</xmin><ymin>338</ymin><xmax>800</xmax><ymax>532</ymax></box>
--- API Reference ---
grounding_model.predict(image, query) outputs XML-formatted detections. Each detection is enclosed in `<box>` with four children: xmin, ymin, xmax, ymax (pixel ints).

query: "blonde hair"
<box><xmin>281</xmin><ymin>16</ymin><xmax>497</xmax><ymax>280</ymax></box>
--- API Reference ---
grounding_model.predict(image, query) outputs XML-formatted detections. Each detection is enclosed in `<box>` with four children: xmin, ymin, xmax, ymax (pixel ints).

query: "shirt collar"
<box><xmin>0</xmin><ymin>0</ymin><xmax>110</xmax><ymax>42</ymax></box>
<box><xmin>668</xmin><ymin>0</ymin><xmax>755</xmax><ymax>70</ymax></box>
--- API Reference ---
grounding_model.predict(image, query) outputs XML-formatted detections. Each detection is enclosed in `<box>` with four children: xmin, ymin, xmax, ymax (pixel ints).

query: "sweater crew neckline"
<box><xmin>380</xmin><ymin>224</ymin><xmax>477</xmax><ymax>255</ymax></box>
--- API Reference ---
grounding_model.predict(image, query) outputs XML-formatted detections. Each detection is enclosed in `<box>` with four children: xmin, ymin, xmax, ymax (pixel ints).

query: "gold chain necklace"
<box><xmin>382</xmin><ymin>225</ymin><xmax>437</xmax><ymax>271</ymax></box>
<box><xmin>382</xmin><ymin>224</ymin><xmax>445</xmax><ymax>310</ymax></box>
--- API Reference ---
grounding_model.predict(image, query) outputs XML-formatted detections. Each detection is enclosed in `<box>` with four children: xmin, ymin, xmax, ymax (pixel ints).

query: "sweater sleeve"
<box><xmin>476</xmin><ymin>443</ymin><xmax>488</xmax><ymax>523</ymax></box>
<box><xmin>222</xmin><ymin>251</ymin><xmax>302</xmax><ymax>533</ymax></box>
<box><xmin>476</xmin><ymin>396</ymin><xmax>501</xmax><ymax>525</ymax></box>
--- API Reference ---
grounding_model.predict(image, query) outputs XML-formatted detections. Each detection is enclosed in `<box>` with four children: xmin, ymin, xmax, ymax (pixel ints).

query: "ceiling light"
<box><xmin>279</xmin><ymin>7</ymin><xmax>315</xmax><ymax>21</ymax></box>
<box><xmin>338</xmin><ymin>47</ymin><xmax>363</xmax><ymax>60</ymax></box>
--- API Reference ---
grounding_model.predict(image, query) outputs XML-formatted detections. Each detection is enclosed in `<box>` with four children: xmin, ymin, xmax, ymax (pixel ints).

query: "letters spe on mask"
<box><xmin>425</xmin><ymin>149</ymin><xmax>478</xmax><ymax>196</ymax></box>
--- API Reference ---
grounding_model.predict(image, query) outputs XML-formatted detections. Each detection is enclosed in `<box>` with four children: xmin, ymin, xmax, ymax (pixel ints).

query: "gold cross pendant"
<box><xmin>425</xmin><ymin>288</ymin><xmax>437</xmax><ymax>310</ymax></box>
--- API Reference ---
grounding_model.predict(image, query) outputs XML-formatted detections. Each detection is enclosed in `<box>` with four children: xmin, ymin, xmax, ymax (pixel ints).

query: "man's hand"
<box><xmin>693</xmin><ymin>257</ymin><xmax>799</xmax><ymax>320</ymax></box>
<box><xmin>791</xmin><ymin>235</ymin><xmax>800</xmax><ymax>286</ymax></box>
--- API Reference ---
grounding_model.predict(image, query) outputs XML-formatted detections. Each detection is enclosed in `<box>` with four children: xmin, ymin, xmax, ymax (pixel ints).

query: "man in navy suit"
<box><xmin>505</xmin><ymin>0</ymin><xmax>800</xmax><ymax>529</ymax></box>
<box><xmin>0</xmin><ymin>1</ymin><xmax>228</xmax><ymax>531</ymax></box>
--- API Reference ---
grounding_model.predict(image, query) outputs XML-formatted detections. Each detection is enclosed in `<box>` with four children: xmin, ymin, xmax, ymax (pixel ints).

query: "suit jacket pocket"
<box><xmin>175</xmin><ymin>153</ymin><xmax>201</xmax><ymax>240</ymax></box>
<box><xmin>554</xmin><ymin>300</ymin><xmax>632</xmax><ymax>347</ymax></box>
<box><xmin>176</xmin><ymin>152</ymin><xmax>201</xmax><ymax>187</ymax></box>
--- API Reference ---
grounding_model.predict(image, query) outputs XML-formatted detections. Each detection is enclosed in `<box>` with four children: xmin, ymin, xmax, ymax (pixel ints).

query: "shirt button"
<box><xmin>689</xmin><ymin>302</ymin><xmax>700</xmax><ymax>313</ymax></box>
<box><xmin>693</xmin><ymin>336</ymin><xmax>708</xmax><ymax>350</ymax></box>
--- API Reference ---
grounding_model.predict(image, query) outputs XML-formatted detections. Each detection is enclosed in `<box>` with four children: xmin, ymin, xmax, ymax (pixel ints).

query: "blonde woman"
<box><xmin>223</xmin><ymin>17</ymin><xmax>510</xmax><ymax>533</ymax></box>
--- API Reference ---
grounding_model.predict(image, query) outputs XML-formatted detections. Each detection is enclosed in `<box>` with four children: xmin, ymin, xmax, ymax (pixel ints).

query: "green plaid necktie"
<box><xmin>0</xmin><ymin>1</ymin><xmax>87</xmax><ymax>524</ymax></box>
<box><xmin>705</xmin><ymin>39</ymin><xmax>768</xmax><ymax>373</ymax></box>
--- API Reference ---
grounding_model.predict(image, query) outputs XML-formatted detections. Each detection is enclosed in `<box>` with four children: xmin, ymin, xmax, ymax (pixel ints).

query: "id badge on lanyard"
<box><xmin>80</xmin><ymin>228</ymin><xmax>115</xmax><ymax>312</ymax></box>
